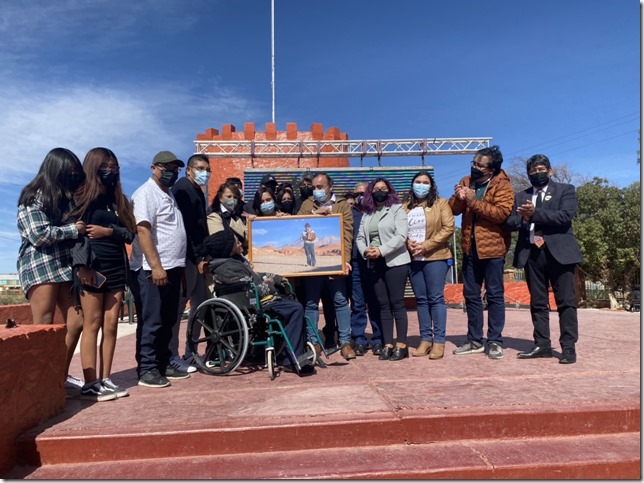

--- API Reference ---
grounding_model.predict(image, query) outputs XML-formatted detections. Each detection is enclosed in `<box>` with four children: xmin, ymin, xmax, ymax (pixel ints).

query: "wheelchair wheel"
<box><xmin>266</xmin><ymin>348</ymin><xmax>276</xmax><ymax>380</ymax></box>
<box><xmin>306</xmin><ymin>341</ymin><xmax>317</xmax><ymax>365</ymax></box>
<box><xmin>188</xmin><ymin>298</ymin><xmax>249</xmax><ymax>375</ymax></box>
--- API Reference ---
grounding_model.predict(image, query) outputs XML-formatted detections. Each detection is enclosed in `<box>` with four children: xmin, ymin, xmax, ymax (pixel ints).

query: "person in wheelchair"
<box><xmin>198</xmin><ymin>229</ymin><xmax>316</xmax><ymax>376</ymax></box>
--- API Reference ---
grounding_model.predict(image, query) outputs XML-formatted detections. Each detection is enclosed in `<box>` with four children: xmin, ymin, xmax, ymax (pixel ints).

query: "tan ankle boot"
<box><xmin>428</xmin><ymin>343</ymin><xmax>445</xmax><ymax>360</ymax></box>
<box><xmin>413</xmin><ymin>341</ymin><xmax>433</xmax><ymax>357</ymax></box>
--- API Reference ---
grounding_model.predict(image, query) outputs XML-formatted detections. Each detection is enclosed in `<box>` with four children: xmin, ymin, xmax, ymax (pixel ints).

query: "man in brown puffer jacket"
<box><xmin>448</xmin><ymin>145</ymin><xmax>514</xmax><ymax>360</ymax></box>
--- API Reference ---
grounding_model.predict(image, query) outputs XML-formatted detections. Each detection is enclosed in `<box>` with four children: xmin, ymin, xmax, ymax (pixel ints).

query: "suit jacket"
<box><xmin>356</xmin><ymin>203</ymin><xmax>411</xmax><ymax>268</ymax></box>
<box><xmin>505</xmin><ymin>181</ymin><xmax>583</xmax><ymax>268</ymax></box>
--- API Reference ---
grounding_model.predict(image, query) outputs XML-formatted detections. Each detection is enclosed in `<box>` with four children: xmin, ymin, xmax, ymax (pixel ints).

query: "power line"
<box><xmin>508</xmin><ymin>112</ymin><xmax>640</xmax><ymax>156</ymax></box>
<box><xmin>549</xmin><ymin>129</ymin><xmax>638</xmax><ymax>157</ymax></box>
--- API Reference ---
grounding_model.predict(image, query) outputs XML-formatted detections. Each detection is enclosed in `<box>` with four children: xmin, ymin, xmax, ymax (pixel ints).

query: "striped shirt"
<box><xmin>17</xmin><ymin>195</ymin><xmax>79</xmax><ymax>296</ymax></box>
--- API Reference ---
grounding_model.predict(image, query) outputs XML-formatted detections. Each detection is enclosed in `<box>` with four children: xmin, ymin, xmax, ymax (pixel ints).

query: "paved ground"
<box><xmin>9</xmin><ymin>306</ymin><xmax>641</xmax><ymax>478</ymax></box>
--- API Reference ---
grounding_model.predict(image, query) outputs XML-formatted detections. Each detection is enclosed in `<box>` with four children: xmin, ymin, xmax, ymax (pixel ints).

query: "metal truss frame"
<box><xmin>194</xmin><ymin>137</ymin><xmax>492</xmax><ymax>160</ymax></box>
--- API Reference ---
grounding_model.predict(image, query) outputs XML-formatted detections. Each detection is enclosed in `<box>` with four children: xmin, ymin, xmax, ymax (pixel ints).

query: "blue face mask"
<box><xmin>412</xmin><ymin>183</ymin><xmax>430</xmax><ymax>198</ymax></box>
<box><xmin>313</xmin><ymin>189</ymin><xmax>328</xmax><ymax>203</ymax></box>
<box><xmin>193</xmin><ymin>170</ymin><xmax>210</xmax><ymax>186</ymax></box>
<box><xmin>260</xmin><ymin>201</ymin><xmax>275</xmax><ymax>214</ymax></box>
<box><xmin>222</xmin><ymin>198</ymin><xmax>237</xmax><ymax>211</ymax></box>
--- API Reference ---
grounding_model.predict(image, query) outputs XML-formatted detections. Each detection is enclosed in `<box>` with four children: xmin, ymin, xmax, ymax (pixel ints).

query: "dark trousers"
<box><xmin>130</xmin><ymin>267</ymin><xmax>183</xmax><ymax>378</ymax></box>
<box><xmin>462</xmin><ymin>250</ymin><xmax>505</xmax><ymax>345</ymax></box>
<box><xmin>348</xmin><ymin>257</ymin><xmax>383</xmax><ymax>346</ymax></box>
<box><xmin>265</xmin><ymin>298</ymin><xmax>306</xmax><ymax>367</ymax></box>
<box><xmin>369</xmin><ymin>259</ymin><xmax>409</xmax><ymax>346</ymax></box>
<box><xmin>524</xmin><ymin>245</ymin><xmax>578</xmax><ymax>350</ymax></box>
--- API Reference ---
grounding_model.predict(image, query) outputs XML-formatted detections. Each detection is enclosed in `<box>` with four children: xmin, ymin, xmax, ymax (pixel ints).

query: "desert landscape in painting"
<box><xmin>250</xmin><ymin>236</ymin><xmax>343</xmax><ymax>276</ymax></box>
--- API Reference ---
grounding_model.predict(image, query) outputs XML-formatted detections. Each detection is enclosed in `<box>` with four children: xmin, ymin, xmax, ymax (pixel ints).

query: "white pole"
<box><xmin>271</xmin><ymin>0</ymin><xmax>276</xmax><ymax>124</ymax></box>
<box><xmin>453</xmin><ymin>230</ymin><xmax>458</xmax><ymax>283</ymax></box>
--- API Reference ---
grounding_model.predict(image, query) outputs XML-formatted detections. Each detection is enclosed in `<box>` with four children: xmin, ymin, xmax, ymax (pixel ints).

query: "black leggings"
<box><xmin>370</xmin><ymin>259</ymin><xmax>409</xmax><ymax>346</ymax></box>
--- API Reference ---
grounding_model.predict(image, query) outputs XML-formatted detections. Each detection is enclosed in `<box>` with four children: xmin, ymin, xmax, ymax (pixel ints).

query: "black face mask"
<box><xmin>354</xmin><ymin>194</ymin><xmax>364</xmax><ymax>208</ymax></box>
<box><xmin>280</xmin><ymin>200</ymin><xmax>294</xmax><ymax>213</ymax></box>
<box><xmin>528</xmin><ymin>172</ymin><xmax>549</xmax><ymax>188</ymax></box>
<box><xmin>372</xmin><ymin>191</ymin><xmax>389</xmax><ymax>203</ymax></box>
<box><xmin>100</xmin><ymin>171</ymin><xmax>118</xmax><ymax>189</ymax></box>
<box><xmin>300</xmin><ymin>186</ymin><xmax>313</xmax><ymax>199</ymax></box>
<box><xmin>159</xmin><ymin>169</ymin><xmax>179</xmax><ymax>188</ymax></box>
<box><xmin>470</xmin><ymin>167</ymin><xmax>485</xmax><ymax>181</ymax></box>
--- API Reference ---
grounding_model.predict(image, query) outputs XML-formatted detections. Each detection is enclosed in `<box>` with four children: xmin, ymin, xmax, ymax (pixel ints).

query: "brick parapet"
<box><xmin>195</xmin><ymin>123</ymin><xmax>350</xmax><ymax>205</ymax></box>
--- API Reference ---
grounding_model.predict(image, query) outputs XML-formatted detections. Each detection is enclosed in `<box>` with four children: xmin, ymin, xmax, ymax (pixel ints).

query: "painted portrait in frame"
<box><xmin>248</xmin><ymin>214</ymin><xmax>346</xmax><ymax>277</ymax></box>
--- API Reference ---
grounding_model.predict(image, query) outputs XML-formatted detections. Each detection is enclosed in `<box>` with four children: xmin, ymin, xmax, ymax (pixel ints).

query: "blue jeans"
<box><xmin>304</xmin><ymin>276</ymin><xmax>351</xmax><ymax>344</ymax></box>
<box><xmin>348</xmin><ymin>257</ymin><xmax>382</xmax><ymax>346</ymax></box>
<box><xmin>409</xmin><ymin>260</ymin><xmax>449</xmax><ymax>344</ymax></box>
<box><xmin>304</xmin><ymin>243</ymin><xmax>316</xmax><ymax>266</ymax></box>
<box><xmin>130</xmin><ymin>267</ymin><xmax>183</xmax><ymax>377</ymax></box>
<box><xmin>461</xmin><ymin>251</ymin><xmax>505</xmax><ymax>346</ymax></box>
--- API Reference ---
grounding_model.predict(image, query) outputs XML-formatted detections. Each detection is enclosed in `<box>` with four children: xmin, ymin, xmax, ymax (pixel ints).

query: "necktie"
<box><xmin>534</xmin><ymin>189</ymin><xmax>544</xmax><ymax>245</ymax></box>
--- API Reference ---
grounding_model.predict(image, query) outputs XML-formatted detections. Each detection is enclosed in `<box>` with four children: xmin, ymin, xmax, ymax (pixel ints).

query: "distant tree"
<box><xmin>573</xmin><ymin>178</ymin><xmax>641</xmax><ymax>307</ymax></box>
<box><xmin>506</xmin><ymin>156</ymin><xmax>582</xmax><ymax>191</ymax></box>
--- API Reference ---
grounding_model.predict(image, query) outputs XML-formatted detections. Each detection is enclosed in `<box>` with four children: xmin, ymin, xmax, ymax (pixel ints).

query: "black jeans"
<box><xmin>368</xmin><ymin>259</ymin><xmax>409</xmax><ymax>346</ymax></box>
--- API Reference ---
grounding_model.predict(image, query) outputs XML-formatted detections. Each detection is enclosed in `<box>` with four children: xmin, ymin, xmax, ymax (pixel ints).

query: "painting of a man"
<box><xmin>301</xmin><ymin>223</ymin><xmax>317</xmax><ymax>266</ymax></box>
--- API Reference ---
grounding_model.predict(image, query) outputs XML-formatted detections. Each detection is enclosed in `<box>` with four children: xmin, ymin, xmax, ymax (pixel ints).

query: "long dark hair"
<box><xmin>70</xmin><ymin>147</ymin><xmax>136</xmax><ymax>232</ymax></box>
<box><xmin>252</xmin><ymin>186</ymin><xmax>277</xmax><ymax>216</ymax></box>
<box><xmin>406</xmin><ymin>171</ymin><xmax>438</xmax><ymax>210</ymax></box>
<box><xmin>18</xmin><ymin>147</ymin><xmax>84</xmax><ymax>222</ymax></box>
<box><xmin>361</xmin><ymin>177</ymin><xmax>401</xmax><ymax>214</ymax></box>
<box><xmin>276</xmin><ymin>186</ymin><xmax>296</xmax><ymax>215</ymax></box>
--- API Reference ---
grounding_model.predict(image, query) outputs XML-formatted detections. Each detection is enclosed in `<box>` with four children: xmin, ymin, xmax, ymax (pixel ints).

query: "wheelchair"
<box><xmin>186</xmin><ymin>280</ymin><xmax>321</xmax><ymax>379</ymax></box>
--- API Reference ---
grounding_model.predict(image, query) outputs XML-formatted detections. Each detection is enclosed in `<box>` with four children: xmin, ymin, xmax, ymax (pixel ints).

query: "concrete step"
<box><xmin>14</xmin><ymin>401</ymin><xmax>639</xmax><ymax>466</ymax></box>
<box><xmin>9</xmin><ymin>432</ymin><xmax>640</xmax><ymax>479</ymax></box>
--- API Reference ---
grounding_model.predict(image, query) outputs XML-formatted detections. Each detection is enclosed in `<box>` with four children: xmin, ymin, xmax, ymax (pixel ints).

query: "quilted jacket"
<box><xmin>448</xmin><ymin>169</ymin><xmax>513</xmax><ymax>260</ymax></box>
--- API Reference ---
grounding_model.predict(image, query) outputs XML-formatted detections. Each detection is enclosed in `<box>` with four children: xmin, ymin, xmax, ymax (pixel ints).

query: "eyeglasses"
<box><xmin>352</xmin><ymin>192</ymin><xmax>365</xmax><ymax>197</ymax></box>
<box><xmin>155</xmin><ymin>164</ymin><xmax>181</xmax><ymax>173</ymax></box>
<box><xmin>192</xmin><ymin>166</ymin><xmax>212</xmax><ymax>173</ymax></box>
<box><xmin>100</xmin><ymin>165</ymin><xmax>120</xmax><ymax>174</ymax></box>
<box><xmin>471</xmin><ymin>160</ymin><xmax>489</xmax><ymax>169</ymax></box>
<box><xmin>373</xmin><ymin>187</ymin><xmax>389</xmax><ymax>193</ymax></box>
<box><xmin>528</xmin><ymin>166</ymin><xmax>549</xmax><ymax>175</ymax></box>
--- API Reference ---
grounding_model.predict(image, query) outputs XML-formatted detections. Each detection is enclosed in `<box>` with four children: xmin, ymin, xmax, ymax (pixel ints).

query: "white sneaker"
<box><xmin>64</xmin><ymin>374</ymin><xmax>84</xmax><ymax>398</ymax></box>
<box><xmin>171</xmin><ymin>356</ymin><xmax>197</xmax><ymax>373</ymax></box>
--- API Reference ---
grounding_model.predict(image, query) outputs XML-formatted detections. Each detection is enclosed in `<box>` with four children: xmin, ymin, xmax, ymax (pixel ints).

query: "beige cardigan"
<box><xmin>403</xmin><ymin>197</ymin><xmax>454</xmax><ymax>261</ymax></box>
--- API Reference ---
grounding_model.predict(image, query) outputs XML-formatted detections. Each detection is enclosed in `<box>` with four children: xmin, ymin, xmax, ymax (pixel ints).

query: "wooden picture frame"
<box><xmin>248</xmin><ymin>214</ymin><xmax>346</xmax><ymax>277</ymax></box>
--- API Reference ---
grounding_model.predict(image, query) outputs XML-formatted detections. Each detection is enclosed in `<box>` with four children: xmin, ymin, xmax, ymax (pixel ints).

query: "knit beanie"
<box><xmin>200</xmin><ymin>229</ymin><xmax>235</xmax><ymax>259</ymax></box>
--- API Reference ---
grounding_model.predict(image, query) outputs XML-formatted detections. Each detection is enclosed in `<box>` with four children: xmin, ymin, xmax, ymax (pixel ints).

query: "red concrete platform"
<box><xmin>6</xmin><ymin>308</ymin><xmax>641</xmax><ymax>479</ymax></box>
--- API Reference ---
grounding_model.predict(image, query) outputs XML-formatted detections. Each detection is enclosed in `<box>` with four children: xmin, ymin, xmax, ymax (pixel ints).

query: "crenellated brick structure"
<box><xmin>195</xmin><ymin>122</ymin><xmax>350</xmax><ymax>204</ymax></box>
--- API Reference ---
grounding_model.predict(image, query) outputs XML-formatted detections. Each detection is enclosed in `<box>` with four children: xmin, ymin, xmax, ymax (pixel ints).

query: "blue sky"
<box><xmin>1</xmin><ymin>0</ymin><xmax>640</xmax><ymax>273</ymax></box>
<box><xmin>251</xmin><ymin>216</ymin><xmax>340</xmax><ymax>248</ymax></box>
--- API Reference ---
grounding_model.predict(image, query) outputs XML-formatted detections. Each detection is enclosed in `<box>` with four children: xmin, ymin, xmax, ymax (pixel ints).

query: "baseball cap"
<box><xmin>153</xmin><ymin>151</ymin><xmax>185</xmax><ymax>167</ymax></box>
<box><xmin>261</xmin><ymin>174</ymin><xmax>277</xmax><ymax>186</ymax></box>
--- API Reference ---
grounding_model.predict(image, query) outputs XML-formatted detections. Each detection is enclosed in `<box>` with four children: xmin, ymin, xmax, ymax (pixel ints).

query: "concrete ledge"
<box><xmin>0</xmin><ymin>324</ymin><xmax>66</xmax><ymax>474</ymax></box>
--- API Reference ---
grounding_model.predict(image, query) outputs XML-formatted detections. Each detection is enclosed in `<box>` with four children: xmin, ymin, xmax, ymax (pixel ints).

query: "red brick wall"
<box><xmin>0</xmin><ymin>324</ymin><xmax>66</xmax><ymax>474</ymax></box>
<box><xmin>195</xmin><ymin>122</ymin><xmax>350</xmax><ymax>205</ymax></box>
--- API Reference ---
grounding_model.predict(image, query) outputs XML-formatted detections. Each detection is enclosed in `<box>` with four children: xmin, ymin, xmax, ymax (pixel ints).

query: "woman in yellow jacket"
<box><xmin>403</xmin><ymin>171</ymin><xmax>455</xmax><ymax>360</ymax></box>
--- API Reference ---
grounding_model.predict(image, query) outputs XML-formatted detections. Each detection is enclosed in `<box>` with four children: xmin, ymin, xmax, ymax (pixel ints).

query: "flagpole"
<box><xmin>271</xmin><ymin>0</ymin><xmax>276</xmax><ymax>124</ymax></box>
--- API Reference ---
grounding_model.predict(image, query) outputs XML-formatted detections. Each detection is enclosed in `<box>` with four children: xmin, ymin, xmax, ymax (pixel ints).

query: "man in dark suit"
<box><xmin>506</xmin><ymin>154</ymin><xmax>583</xmax><ymax>364</ymax></box>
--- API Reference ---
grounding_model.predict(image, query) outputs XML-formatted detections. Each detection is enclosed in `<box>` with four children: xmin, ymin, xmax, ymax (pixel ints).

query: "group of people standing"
<box><xmin>16</xmin><ymin>143</ymin><xmax>583</xmax><ymax>401</ymax></box>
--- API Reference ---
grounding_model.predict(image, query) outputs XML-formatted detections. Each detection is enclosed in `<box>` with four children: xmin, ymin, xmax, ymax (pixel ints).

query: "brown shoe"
<box><xmin>428</xmin><ymin>343</ymin><xmax>445</xmax><ymax>360</ymax></box>
<box><xmin>340</xmin><ymin>343</ymin><xmax>356</xmax><ymax>360</ymax></box>
<box><xmin>313</xmin><ymin>344</ymin><xmax>322</xmax><ymax>357</ymax></box>
<box><xmin>412</xmin><ymin>341</ymin><xmax>433</xmax><ymax>357</ymax></box>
